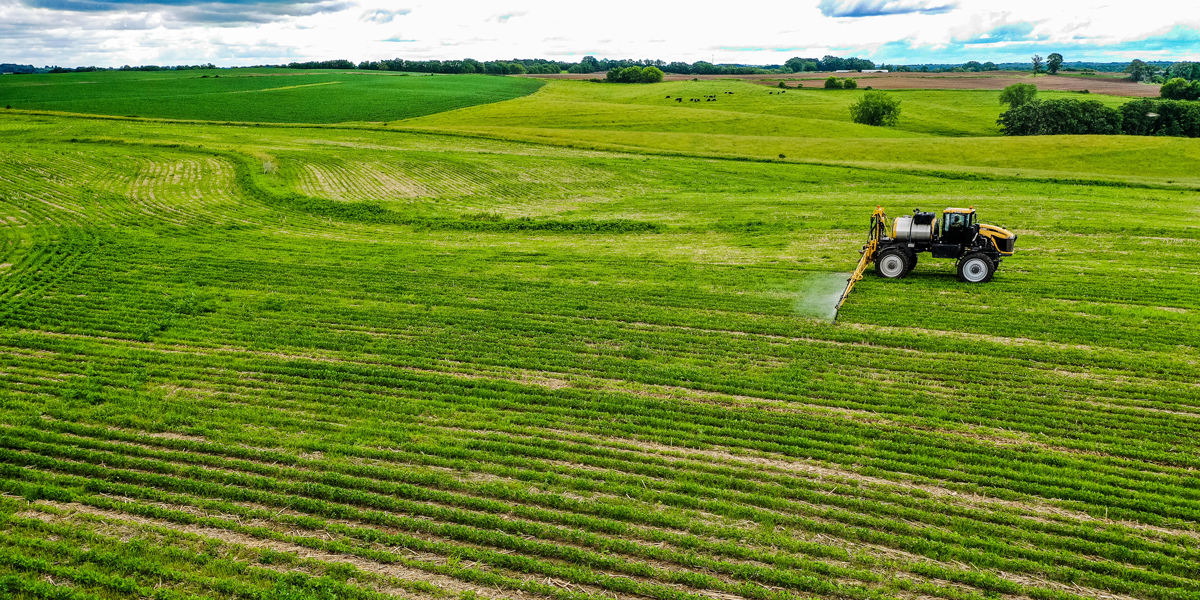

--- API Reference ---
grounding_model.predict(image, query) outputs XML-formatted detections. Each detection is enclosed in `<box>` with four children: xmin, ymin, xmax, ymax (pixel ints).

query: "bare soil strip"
<box><xmin>521</xmin><ymin>71</ymin><xmax>1158</xmax><ymax>97</ymax></box>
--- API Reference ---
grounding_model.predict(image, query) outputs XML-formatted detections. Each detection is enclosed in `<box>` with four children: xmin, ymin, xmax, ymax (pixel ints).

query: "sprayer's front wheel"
<box><xmin>875</xmin><ymin>250</ymin><xmax>909</xmax><ymax>279</ymax></box>
<box><xmin>957</xmin><ymin>253</ymin><xmax>995</xmax><ymax>283</ymax></box>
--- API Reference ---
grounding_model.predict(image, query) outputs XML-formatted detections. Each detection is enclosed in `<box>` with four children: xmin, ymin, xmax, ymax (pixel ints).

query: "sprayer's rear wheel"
<box><xmin>875</xmin><ymin>250</ymin><xmax>909</xmax><ymax>279</ymax></box>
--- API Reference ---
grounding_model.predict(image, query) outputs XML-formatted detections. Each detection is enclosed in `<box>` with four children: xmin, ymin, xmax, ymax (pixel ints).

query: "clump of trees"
<box><xmin>785</xmin><ymin>58</ymin><xmax>818</xmax><ymax>72</ymax></box>
<box><xmin>1168</xmin><ymin>62</ymin><xmax>1200</xmax><ymax>81</ymax></box>
<box><xmin>1124</xmin><ymin>59</ymin><xmax>1169</xmax><ymax>82</ymax></box>
<box><xmin>824</xmin><ymin>76</ymin><xmax>857</xmax><ymax>89</ymax></box>
<box><xmin>43</xmin><ymin>63</ymin><xmax>215</xmax><ymax>73</ymax></box>
<box><xmin>849</xmin><ymin>91</ymin><xmax>901</xmax><ymax>126</ymax></box>
<box><xmin>997</xmin><ymin>96</ymin><xmax>1200</xmax><ymax>137</ymax></box>
<box><xmin>1161</xmin><ymin>78</ymin><xmax>1200</xmax><ymax>101</ymax></box>
<box><xmin>289</xmin><ymin>60</ymin><xmax>356</xmax><ymax>69</ymax></box>
<box><xmin>568</xmin><ymin>57</ymin><xmax>781</xmax><ymax>76</ymax></box>
<box><xmin>997</xmin><ymin>99</ymin><xmax>1122</xmax><ymax>135</ymax></box>
<box><xmin>811</xmin><ymin>56</ymin><xmax>876</xmax><ymax>72</ymax></box>
<box><xmin>356</xmin><ymin>58</ymin><xmax>562</xmax><ymax>74</ymax></box>
<box><xmin>960</xmin><ymin>61</ymin><xmax>1000</xmax><ymax>72</ymax></box>
<box><xmin>605</xmin><ymin>66</ymin><xmax>664</xmax><ymax>83</ymax></box>
<box><xmin>1119</xmin><ymin>99</ymin><xmax>1200</xmax><ymax>136</ymax></box>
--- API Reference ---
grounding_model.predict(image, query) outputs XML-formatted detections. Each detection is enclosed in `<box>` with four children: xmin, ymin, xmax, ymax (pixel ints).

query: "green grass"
<box><xmin>0</xmin><ymin>68</ymin><xmax>544</xmax><ymax>123</ymax></box>
<box><xmin>403</xmin><ymin>79</ymin><xmax>1130</xmax><ymax>137</ymax></box>
<box><xmin>1</xmin><ymin>78</ymin><xmax>1200</xmax><ymax>600</ymax></box>
<box><xmin>395</xmin><ymin>80</ymin><xmax>1200</xmax><ymax>186</ymax></box>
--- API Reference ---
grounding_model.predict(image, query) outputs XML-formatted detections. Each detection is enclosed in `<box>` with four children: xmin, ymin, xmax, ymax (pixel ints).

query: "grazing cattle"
<box><xmin>675</xmin><ymin>97</ymin><xmax>682</xmax><ymax>102</ymax></box>
<box><xmin>666</xmin><ymin>95</ymin><xmax>671</xmax><ymax>98</ymax></box>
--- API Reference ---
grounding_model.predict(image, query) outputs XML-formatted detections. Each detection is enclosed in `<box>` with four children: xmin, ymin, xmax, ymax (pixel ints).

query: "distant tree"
<box><xmin>640</xmin><ymin>66</ymin><xmax>664</xmax><ymax>83</ymax></box>
<box><xmin>999</xmin><ymin>83</ymin><xmax>1038</xmax><ymax>109</ymax></box>
<box><xmin>997</xmin><ymin>99</ymin><xmax>1122</xmax><ymax>135</ymax></box>
<box><xmin>690</xmin><ymin>61</ymin><xmax>718</xmax><ymax>75</ymax></box>
<box><xmin>962</xmin><ymin>61</ymin><xmax>983</xmax><ymax>72</ymax></box>
<box><xmin>849</xmin><ymin>91</ymin><xmax>901</xmax><ymax>126</ymax></box>
<box><xmin>1160</xmin><ymin>77</ymin><xmax>1200</xmax><ymax>101</ymax></box>
<box><xmin>1125</xmin><ymin>59</ymin><xmax>1153</xmax><ymax>82</ymax></box>
<box><xmin>1046</xmin><ymin>53</ymin><xmax>1063</xmax><ymax>75</ymax></box>
<box><xmin>982</xmin><ymin>61</ymin><xmax>999</xmax><ymax>71</ymax></box>
<box><xmin>580</xmin><ymin>56</ymin><xmax>601</xmax><ymax>73</ymax></box>
<box><xmin>1030</xmin><ymin>55</ymin><xmax>1044</xmax><ymax>75</ymax></box>
<box><xmin>842</xmin><ymin>77</ymin><xmax>858</xmax><ymax>89</ymax></box>
<box><xmin>824</xmin><ymin>76</ymin><xmax>842</xmax><ymax>89</ymax></box>
<box><xmin>778</xmin><ymin>81</ymin><xmax>787</xmax><ymax>88</ymax></box>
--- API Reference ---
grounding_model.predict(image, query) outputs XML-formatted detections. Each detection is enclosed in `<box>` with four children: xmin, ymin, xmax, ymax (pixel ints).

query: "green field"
<box><xmin>0</xmin><ymin>69</ymin><xmax>544</xmax><ymax>123</ymax></box>
<box><xmin>1</xmin><ymin>72</ymin><xmax>1199</xmax><ymax>600</ymax></box>
<box><xmin>400</xmin><ymin>80</ymin><xmax>1200</xmax><ymax>186</ymax></box>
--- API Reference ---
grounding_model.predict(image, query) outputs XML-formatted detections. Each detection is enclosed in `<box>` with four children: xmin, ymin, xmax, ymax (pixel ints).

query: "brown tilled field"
<box><xmin>524</xmin><ymin>70</ymin><xmax>1159</xmax><ymax>97</ymax></box>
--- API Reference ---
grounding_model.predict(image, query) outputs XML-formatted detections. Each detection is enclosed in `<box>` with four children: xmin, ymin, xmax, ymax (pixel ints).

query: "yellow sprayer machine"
<box><xmin>838</xmin><ymin>206</ymin><xmax>1017</xmax><ymax>310</ymax></box>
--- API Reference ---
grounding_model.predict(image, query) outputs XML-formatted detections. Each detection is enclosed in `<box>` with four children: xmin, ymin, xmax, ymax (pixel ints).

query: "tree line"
<box><xmin>996</xmin><ymin>83</ymin><xmax>1200</xmax><ymax>137</ymax></box>
<box><xmin>17</xmin><ymin>57</ymin><xmax>1198</xmax><ymax>80</ymax></box>
<box><xmin>32</xmin><ymin>63</ymin><xmax>218</xmax><ymax>74</ymax></box>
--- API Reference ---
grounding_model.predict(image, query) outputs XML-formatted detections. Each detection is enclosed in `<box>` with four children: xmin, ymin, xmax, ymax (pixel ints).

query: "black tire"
<box><xmin>875</xmin><ymin>249</ymin><xmax>909</xmax><ymax>279</ymax></box>
<box><xmin>903</xmin><ymin>251</ymin><xmax>918</xmax><ymax>275</ymax></box>
<box><xmin>957</xmin><ymin>252</ymin><xmax>995</xmax><ymax>283</ymax></box>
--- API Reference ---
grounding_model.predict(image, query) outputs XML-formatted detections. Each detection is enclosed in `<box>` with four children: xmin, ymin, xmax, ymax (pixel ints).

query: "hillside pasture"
<box><xmin>0</xmin><ymin>69</ymin><xmax>544</xmax><ymax>123</ymax></box>
<box><xmin>399</xmin><ymin>80</ymin><xmax>1200</xmax><ymax>185</ymax></box>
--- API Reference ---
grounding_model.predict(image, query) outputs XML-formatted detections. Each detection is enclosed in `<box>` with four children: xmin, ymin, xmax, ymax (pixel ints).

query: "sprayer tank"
<box><xmin>892</xmin><ymin>215</ymin><xmax>934</xmax><ymax>243</ymax></box>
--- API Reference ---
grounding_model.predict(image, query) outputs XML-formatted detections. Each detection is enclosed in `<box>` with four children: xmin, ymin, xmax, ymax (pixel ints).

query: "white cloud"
<box><xmin>0</xmin><ymin>0</ymin><xmax>1196</xmax><ymax>67</ymax></box>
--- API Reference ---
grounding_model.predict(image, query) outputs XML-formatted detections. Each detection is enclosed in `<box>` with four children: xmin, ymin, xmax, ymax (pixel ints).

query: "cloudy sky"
<box><xmin>2</xmin><ymin>0</ymin><xmax>1197</xmax><ymax>67</ymax></box>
